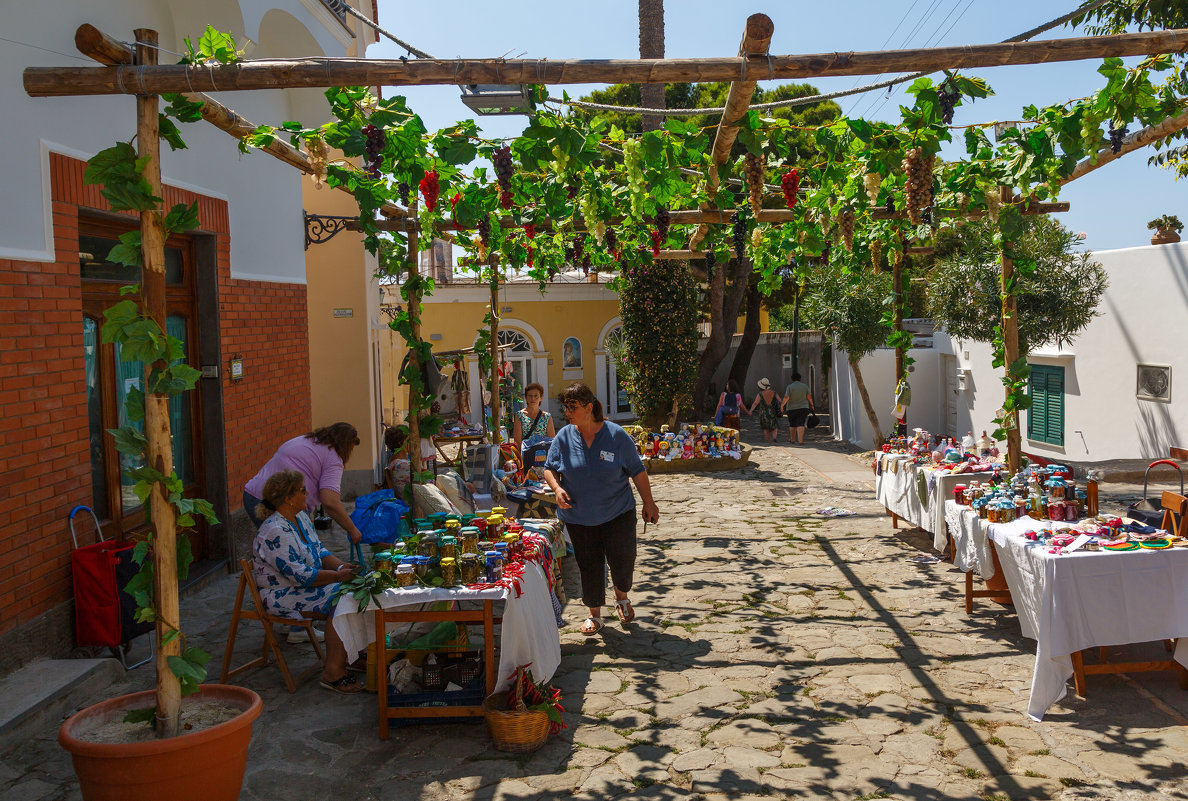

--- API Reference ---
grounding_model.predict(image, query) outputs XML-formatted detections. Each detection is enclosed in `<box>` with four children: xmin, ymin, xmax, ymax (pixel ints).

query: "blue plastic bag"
<box><xmin>350</xmin><ymin>489</ymin><xmax>410</xmax><ymax>545</ymax></box>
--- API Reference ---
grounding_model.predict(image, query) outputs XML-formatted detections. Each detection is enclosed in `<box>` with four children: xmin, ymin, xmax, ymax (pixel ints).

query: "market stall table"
<box><xmin>433</xmin><ymin>433</ymin><xmax>486</xmax><ymax>470</ymax></box>
<box><xmin>944</xmin><ymin>500</ymin><xmax>1014</xmax><ymax>612</ymax></box>
<box><xmin>331</xmin><ymin>559</ymin><xmax>560</xmax><ymax>738</ymax></box>
<box><xmin>953</xmin><ymin>509</ymin><xmax>1188</xmax><ymax>720</ymax></box>
<box><xmin>875</xmin><ymin>453</ymin><xmax>992</xmax><ymax>552</ymax></box>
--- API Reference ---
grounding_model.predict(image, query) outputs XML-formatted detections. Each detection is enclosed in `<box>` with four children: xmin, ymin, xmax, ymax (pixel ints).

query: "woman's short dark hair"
<box><xmin>258</xmin><ymin>469</ymin><xmax>305</xmax><ymax>518</ymax></box>
<box><xmin>560</xmin><ymin>382</ymin><xmax>604</xmax><ymax>422</ymax></box>
<box><xmin>726</xmin><ymin>379</ymin><xmax>741</xmax><ymax>395</ymax></box>
<box><xmin>791</xmin><ymin>372</ymin><xmax>802</xmax><ymax>381</ymax></box>
<box><xmin>524</xmin><ymin>382</ymin><xmax>545</xmax><ymax>398</ymax></box>
<box><xmin>307</xmin><ymin>422</ymin><xmax>359</xmax><ymax>462</ymax></box>
<box><xmin>383</xmin><ymin>426</ymin><xmax>407</xmax><ymax>453</ymax></box>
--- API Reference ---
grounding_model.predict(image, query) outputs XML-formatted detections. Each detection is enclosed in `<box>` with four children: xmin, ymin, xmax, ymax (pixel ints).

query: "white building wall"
<box><xmin>1</xmin><ymin>0</ymin><xmax>353</xmax><ymax>281</ymax></box>
<box><xmin>834</xmin><ymin>242</ymin><xmax>1188</xmax><ymax>461</ymax></box>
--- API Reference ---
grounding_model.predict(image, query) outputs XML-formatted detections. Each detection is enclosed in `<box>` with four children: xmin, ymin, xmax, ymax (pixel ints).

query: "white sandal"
<box><xmin>614</xmin><ymin>598</ymin><xmax>635</xmax><ymax>625</ymax></box>
<box><xmin>579</xmin><ymin>616</ymin><xmax>604</xmax><ymax>635</ymax></box>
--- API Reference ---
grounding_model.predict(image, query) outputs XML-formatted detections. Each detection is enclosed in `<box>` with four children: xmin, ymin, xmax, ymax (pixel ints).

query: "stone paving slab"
<box><xmin>4</xmin><ymin>421</ymin><xmax>1188</xmax><ymax>800</ymax></box>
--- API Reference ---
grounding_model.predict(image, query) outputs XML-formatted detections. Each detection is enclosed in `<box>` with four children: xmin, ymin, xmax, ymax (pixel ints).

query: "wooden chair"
<box><xmin>220</xmin><ymin>558</ymin><xmax>324</xmax><ymax>693</ymax></box>
<box><xmin>1159</xmin><ymin>491</ymin><xmax>1188</xmax><ymax>538</ymax></box>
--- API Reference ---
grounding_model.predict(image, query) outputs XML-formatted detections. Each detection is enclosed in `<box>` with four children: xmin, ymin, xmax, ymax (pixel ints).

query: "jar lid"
<box><xmin>461</xmin><ymin>552</ymin><xmax>479</xmax><ymax>559</ymax></box>
<box><xmin>440</xmin><ymin>557</ymin><xmax>456</xmax><ymax>566</ymax></box>
<box><xmin>396</xmin><ymin>564</ymin><xmax>414</xmax><ymax>573</ymax></box>
<box><xmin>484</xmin><ymin>550</ymin><xmax>500</xmax><ymax>558</ymax></box>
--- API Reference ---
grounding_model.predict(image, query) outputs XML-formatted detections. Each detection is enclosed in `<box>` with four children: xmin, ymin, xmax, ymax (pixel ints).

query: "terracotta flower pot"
<box><xmin>59</xmin><ymin>684</ymin><xmax>262</xmax><ymax>801</ymax></box>
<box><xmin>1151</xmin><ymin>228</ymin><xmax>1181</xmax><ymax>245</ymax></box>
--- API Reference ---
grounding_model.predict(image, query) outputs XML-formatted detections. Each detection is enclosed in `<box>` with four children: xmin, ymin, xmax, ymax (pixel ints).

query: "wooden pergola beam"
<box><xmin>1060</xmin><ymin>104</ymin><xmax>1188</xmax><ymax>186</ymax></box>
<box><xmin>25</xmin><ymin>28</ymin><xmax>1188</xmax><ymax>97</ymax></box>
<box><xmin>73</xmin><ymin>24</ymin><xmax>410</xmax><ymax>220</ymax></box>
<box><xmin>688</xmin><ymin>14</ymin><xmax>774</xmax><ymax>252</ymax></box>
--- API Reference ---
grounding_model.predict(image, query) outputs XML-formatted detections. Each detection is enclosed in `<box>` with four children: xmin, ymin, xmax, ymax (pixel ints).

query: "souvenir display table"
<box><xmin>332</xmin><ymin>558</ymin><xmax>560</xmax><ymax>738</ymax></box>
<box><xmin>950</xmin><ymin>510</ymin><xmax>1188</xmax><ymax>720</ymax></box>
<box><xmin>874</xmin><ymin>453</ymin><xmax>992</xmax><ymax>552</ymax></box>
<box><xmin>944</xmin><ymin>500</ymin><xmax>1014</xmax><ymax>612</ymax></box>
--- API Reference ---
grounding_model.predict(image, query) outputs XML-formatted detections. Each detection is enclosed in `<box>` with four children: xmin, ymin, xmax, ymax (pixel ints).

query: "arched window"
<box><xmin>496</xmin><ymin>330</ymin><xmax>533</xmax><ymax>411</ymax></box>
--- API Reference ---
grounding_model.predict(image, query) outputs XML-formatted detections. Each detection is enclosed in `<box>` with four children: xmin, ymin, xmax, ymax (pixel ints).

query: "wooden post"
<box><xmin>893</xmin><ymin>239</ymin><xmax>905</xmax><ymax>382</ymax></box>
<box><xmin>135</xmin><ymin>29</ymin><xmax>181</xmax><ymax>738</ymax></box>
<box><xmin>1000</xmin><ymin>185</ymin><xmax>1022</xmax><ymax>473</ymax></box>
<box><xmin>688</xmin><ymin>13</ymin><xmax>774</xmax><ymax>252</ymax></box>
<box><xmin>488</xmin><ymin>265</ymin><xmax>501</xmax><ymax>446</ymax></box>
<box><xmin>406</xmin><ymin>204</ymin><xmax>423</xmax><ymax>478</ymax></box>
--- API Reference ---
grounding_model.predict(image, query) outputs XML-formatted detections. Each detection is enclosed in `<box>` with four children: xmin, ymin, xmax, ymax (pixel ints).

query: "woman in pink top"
<box><xmin>244</xmin><ymin>422</ymin><xmax>364</xmax><ymax>544</ymax></box>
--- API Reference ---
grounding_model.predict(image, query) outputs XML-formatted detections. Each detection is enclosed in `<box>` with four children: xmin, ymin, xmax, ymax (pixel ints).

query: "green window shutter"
<box><xmin>1027</xmin><ymin>364</ymin><xmax>1065</xmax><ymax>446</ymax></box>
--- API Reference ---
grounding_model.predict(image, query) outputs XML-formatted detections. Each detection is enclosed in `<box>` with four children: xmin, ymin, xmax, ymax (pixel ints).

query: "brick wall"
<box><xmin>0</xmin><ymin>152</ymin><xmax>311</xmax><ymax>665</ymax></box>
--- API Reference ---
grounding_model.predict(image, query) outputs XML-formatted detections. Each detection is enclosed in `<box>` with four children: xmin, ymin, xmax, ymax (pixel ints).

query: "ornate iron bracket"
<box><xmin>304</xmin><ymin>213</ymin><xmax>358</xmax><ymax>249</ymax></box>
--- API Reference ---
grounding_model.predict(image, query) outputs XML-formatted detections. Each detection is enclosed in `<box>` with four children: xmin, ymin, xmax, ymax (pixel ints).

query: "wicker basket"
<box><xmin>482</xmin><ymin>692</ymin><xmax>551</xmax><ymax>753</ymax></box>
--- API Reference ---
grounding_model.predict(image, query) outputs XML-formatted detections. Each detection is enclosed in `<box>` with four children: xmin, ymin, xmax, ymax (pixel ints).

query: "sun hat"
<box><xmin>757</xmin><ymin>378</ymin><xmax>771</xmax><ymax>390</ymax></box>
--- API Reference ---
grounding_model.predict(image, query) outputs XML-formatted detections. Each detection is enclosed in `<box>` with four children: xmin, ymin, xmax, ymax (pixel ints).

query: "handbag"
<box><xmin>806</xmin><ymin>411</ymin><xmax>820</xmax><ymax>429</ymax></box>
<box><xmin>349</xmin><ymin>489</ymin><xmax>410</xmax><ymax>544</ymax></box>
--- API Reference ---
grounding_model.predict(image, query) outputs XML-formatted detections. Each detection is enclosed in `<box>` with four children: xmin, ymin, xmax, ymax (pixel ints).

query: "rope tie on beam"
<box><xmin>766</xmin><ymin>54</ymin><xmax>774</xmax><ymax>80</ymax></box>
<box><xmin>116</xmin><ymin>65</ymin><xmax>129</xmax><ymax>95</ymax></box>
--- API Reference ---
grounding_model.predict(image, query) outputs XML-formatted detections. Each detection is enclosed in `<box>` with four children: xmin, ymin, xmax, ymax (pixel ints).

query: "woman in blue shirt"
<box><xmin>544</xmin><ymin>383</ymin><xmax>660</xmax><ymax>635</ymax></box>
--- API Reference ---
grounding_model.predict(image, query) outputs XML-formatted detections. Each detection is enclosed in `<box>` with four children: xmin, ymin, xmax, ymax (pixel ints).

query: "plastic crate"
<box><xmin>421</xmin><ymin>652</ymin><xmax>483</xmax><ymax>692</ymax></box>
<box><xmin>386</xmin><ymin>670</ymin><xmax>485</xmax><ymax>727</ymax></box>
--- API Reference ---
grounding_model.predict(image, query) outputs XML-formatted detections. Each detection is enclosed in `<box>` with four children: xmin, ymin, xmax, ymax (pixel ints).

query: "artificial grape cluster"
<box><xmin>750</xmin><ymin>227</ymin><xmax>762</xmax><ymax>251</ymax></box>
<box><xmin>743</xmin><ymin>153</ymin><xmax>765</xmax><ymax>215</ymax></box>
<box><xmin>523</xmin><ymin>223</ymin><xmax>537</xmax><ymax>239</ymax></box>
<box><xmin>306</xmin><ymin>136</ymin><xmax>328</xmax><ymax>190</ymax></box>
<box><xmin>780</xmin><ymin>169</ymin><xmax>799</xmax><ymax>209</ymax></box>
<box><xmin>476</xmin><ymin>215</ymin><xmax>491</xmax><ymax>246</ymax></box>
<box><xmin>863</xmin><ymin>172</ymin><xmax>881</xmax><ymax>204</ymax></box>
<box><xmin>493</xmin><ymin>145</ymin><xmax>514</xmax><ymax>192</ymax></box>
<box><xmin>649</xmin><ymin>229</ymin><xmax>662</xmax><ymax>256</ymax></box>
<box><xmin>622</xmin><ymin>139</ymin><xmax>647</xmax><ymax>218</ymax></box>
<box><xmin>605</xmin><ymin>227</ymin><xmax>619</xmax><ymax>260</ymax></box>
<box><xmin>937</xmin><ymin>78</ymin><xmax>961</xmax><ymax>125</ymax></box>
<box><xmin>870</xmin><ymin>238</ymin><xmax>883</xmax><ymax>273</ymax></box>
<box><xmin>821</xmin><ymin>241</ymin><xmax>831</xmax><ymax>263</ymax></box>
<box><xmin>362</xmin><ymin>124</ymin><xmax>385</xmax><ymax>179</ymax></box>
<box><xmin>573</xmin><ymin>234</ymin><xmax>585</xmax><ymax>265</ymax></box>
<box><xmin>885</xmin><ymin>197</ymin><xmax>895</xmax><ymax>214</ymax></box>
<box><xmin>419</xmin><ymin>170</ymin><xmax>440</xmax><ymax>209</ymax></box>
<box><xmin>500</xmin><ymin>190</ymin><xmax>514</xmax><ymax>209</ymax></box>
<box><xmin>901</xmin><ymin>147</ymin><xmax>934</xmax><ymax>225</ymax></box>
<box><xmin>704</xmin><ymin>248</ymin><xmax>715</xmax><ymax>281</ymax></box>
<box><xmin>985</xmin><ymin>190</ymin><xmax>1001</xmax><ymax>223</ymax></box>
<box><xmin>1108</xmin><ymin>122</ymin><xmax>1128</xmax><ymax>154</ymax></box>
<box><xmin>731</xmin><ymin>212</ymin><xmax>747</xmax><ymax>257</ymax></box>
<box><xmin>655</xmin><ymin>207</ymin><xmax>671</xmax><ymax>243</ymax></box>
<box><xmin>837</xmin><ymin>209</ymin><xmax>855</xmax><ymax>252</ymax></box>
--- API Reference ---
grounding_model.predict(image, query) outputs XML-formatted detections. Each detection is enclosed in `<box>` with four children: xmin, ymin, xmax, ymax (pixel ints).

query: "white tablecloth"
<box><xmin>969</xmin><ymin>512</ymin><xmax>1188</xmax><ymax>720</ymax></box>
<box><xmin>331</xmin><ymin>560</ymin><xmax>561</xmax><ymax>692</ymax></box>
<box><xmin>875</xmin><ymin>454</ymin><xmax>991</xmax><ymax>551</ymax></box>
<box><xmin>944</xmin><ymin>500</ymin><xmax>998</xmax><ymax>578</ymax></box>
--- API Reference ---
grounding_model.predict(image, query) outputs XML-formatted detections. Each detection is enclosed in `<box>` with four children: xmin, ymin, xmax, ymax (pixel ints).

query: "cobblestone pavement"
<box><xmin>5</xmin><ymin>423</ymin><xmax>1188</xmax><ymax>801</ymax></box>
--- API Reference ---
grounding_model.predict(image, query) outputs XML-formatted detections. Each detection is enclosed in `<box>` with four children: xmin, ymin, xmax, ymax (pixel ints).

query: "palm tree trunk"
<box><xmin>638</xmin><ymin>0</ymin><xmax>665</xmax><ymax>131</ymax></box>
<box><xmin>850</xmin><ymin>357</ymin><xmax>885</xmax><ymax>449</ymax></box>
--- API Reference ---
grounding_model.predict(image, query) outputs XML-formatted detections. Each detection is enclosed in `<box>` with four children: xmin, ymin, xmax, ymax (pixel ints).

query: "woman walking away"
<box><xmin>713</xmin><ymin>379</ymin><xmax>747</xmax><ymax>429</ymax></box>
<box><xmin>748</xmin><ymin>378</ymin><xmax>783</xmax><ymax>443</ymax></box>
<box><xmin>252</xmin><ymin>470</ymin><xmax>364</xmax><ymax>694</ymax></box>
<box><xmin>543</xmin><ymin>383</ymin><xmax>660</xmax><ymax>635</ymax></box>
<box><xmin>781</xmin><ymin>373</ymin><xmax>814</xmax><ymax>445</ymax></box>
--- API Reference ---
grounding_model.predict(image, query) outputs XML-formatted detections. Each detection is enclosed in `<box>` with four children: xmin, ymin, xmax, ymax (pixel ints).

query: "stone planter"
<box><xmin>1150</xmin><ymin>228</ymin><xmax>1181</xmax><ymax>245</ymax></box>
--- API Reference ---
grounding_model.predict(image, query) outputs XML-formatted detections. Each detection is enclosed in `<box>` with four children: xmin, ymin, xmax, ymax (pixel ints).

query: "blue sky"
<box><xmin>370</xmin><ymin>1</ymin><xmax>1185</xmax><ymax>251</ymax></box>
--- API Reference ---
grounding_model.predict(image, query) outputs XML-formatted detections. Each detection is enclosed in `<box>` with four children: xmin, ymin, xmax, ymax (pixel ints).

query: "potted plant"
<box><xmin>1147</xmin><ymin>214</ymin><xmax>1183</xmax><ymax>244</ymax></box>
<box><xmin>57</xmin><ymin>29</ymin><xmax>262</xmax><ymax>801</ymax></box>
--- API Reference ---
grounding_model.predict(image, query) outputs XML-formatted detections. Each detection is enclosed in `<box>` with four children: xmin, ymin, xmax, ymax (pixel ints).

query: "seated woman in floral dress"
<box><xmin>252</xmin><ymin>469</ymin><xmax>363</xmax><ymax>693</ymax></box>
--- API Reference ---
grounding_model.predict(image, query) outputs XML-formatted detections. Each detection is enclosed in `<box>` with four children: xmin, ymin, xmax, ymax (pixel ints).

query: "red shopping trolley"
<box><xmin>69</xmin><ymin>505</ymin><xmax>154</xmax><ymax>669</ymax></box>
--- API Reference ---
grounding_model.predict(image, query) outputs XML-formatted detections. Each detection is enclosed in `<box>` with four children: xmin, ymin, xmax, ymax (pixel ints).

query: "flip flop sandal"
<box><xmin>320</xmin><ymin>674</ymin><xmax>365</xmax><ymax>694</ymax></box>
<box><xmin>614</xmin><ymin>598</ymin><xmax>635</xmax><ymax>625</ymax></box>
<box><xmin>579</xmin><ymin>616</ymin><xmax>604</xmax><ymax>635</ymax></box>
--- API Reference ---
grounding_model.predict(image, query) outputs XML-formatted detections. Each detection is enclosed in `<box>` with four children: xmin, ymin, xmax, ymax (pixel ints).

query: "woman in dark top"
<box><xmin>543</xmin><ymin>383</ymin><xmax>660</xmax><ymax>635</ymax></box>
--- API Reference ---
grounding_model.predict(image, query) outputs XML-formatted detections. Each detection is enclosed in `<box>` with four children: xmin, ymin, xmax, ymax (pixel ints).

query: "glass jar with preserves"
<box><xmin>460</xmin><ymin>527</ymin><xmax>480</xmax><ymax>555</ymax></box>
<box><xmin>419</xmin><ymin>533</ymin><xmax>439</xmax><ymax>560</ymax></box>
<box><xmin>395</xmin><ymin>563</ymin><xmax>415</xmax><ymax>587</ymax></box>
<box><xmin>460</xmin><ymin>553</ymin><xmax>481</xmax><ymax>584</ymax></box>
<box><xmin>439</xmin><ymin>536</ymin><xmax>458</xmax><ymax>561</ymax></box>
<box><xmin>485</xmin><ymin>550</ymin><xmax>503</xmax><ymax>582</ymax></box>
<box><xmin>374</xmin><ymin>551</ymin><xmax>393</xmax><ymax>574</ymax></box>
<box><xmin>440</xmin><ymin>557</ymin><xmax>457</xmax><ymax>588</ymax></box>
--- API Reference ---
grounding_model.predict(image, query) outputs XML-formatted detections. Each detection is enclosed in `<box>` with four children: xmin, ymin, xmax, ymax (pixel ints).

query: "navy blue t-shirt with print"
<box><xmin>545</xmin><ymin>420</ymin><xmax>645</xmax><ymax>527</ymax></box>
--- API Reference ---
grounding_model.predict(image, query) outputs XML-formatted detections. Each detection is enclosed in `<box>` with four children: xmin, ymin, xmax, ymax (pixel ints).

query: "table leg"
<box><xmin>888</xmin><ymin>509</ymin><xmax>899</xmax><ymax>529</ymax></box>
<box><xmin>964</xmin><ymin>571</ymin><xmax>974</xmax><ymax>615</ymax></box>
<box><xmin>375</xmin><ymin>609</ymin><xmax>390</xmax><ymax>740</ymax></box>
<box><xmin>1071</xmin><ymin>649</ymin><xmax>1087</xmax><ymax>698</ymax></box>
<box><xmin>483</xmin><ymin>600</ymin><xmax>496</xmax><ymax>697</ymax></box>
